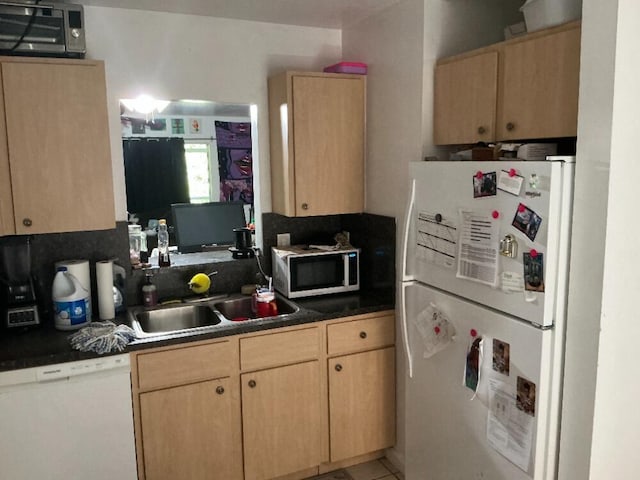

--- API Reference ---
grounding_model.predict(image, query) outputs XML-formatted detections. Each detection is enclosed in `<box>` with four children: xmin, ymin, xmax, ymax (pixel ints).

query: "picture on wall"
<box><xmin>215</xmin><ymin>121</ymin><xmax>253</xmax><ymax>205</ymax></box>
<box><xmin>171</xmin><ymin>118</ymin><xmax>185</xmax><ymax>134</ymax></box>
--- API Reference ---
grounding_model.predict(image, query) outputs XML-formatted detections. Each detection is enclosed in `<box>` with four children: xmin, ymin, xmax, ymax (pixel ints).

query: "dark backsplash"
<box><xmin>8</xmin><ymin>213</ymin><xmax>395</xmax><ymax>326</ymax></box>
<box><xmin>262</xmin><ymin>212</ymin><xmax>396</xmax><ymax>293</ymax></box>
<box><xmin>24</xmin><ymin>222</ymin><xmax>131</xmax><ymax>323</ymax></box>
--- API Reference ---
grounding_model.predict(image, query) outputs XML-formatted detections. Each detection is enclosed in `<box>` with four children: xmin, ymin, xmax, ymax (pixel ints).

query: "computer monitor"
<box><xmin>171</xmin><ymin>202</ymin><xmax>247</xmax><ymax>253</ymax></box>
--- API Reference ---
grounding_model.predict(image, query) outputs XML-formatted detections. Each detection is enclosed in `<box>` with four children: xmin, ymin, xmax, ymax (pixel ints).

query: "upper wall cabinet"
<box><xmin>434</xmin><ymin>21</ymin><xmax>581</xmax><ymax>145</ymax></box>
<box><xmin>0</xmin><ymin>57</ymin><xmax>115</xmax><ymax>236</ymax></box>
<box><xmin>434</xmin><ymin>52</ymin><xmax>499</xmax><ymax>145</ymax></box>
<box><xmin>268</xmin><ymin>71</ymin><xmax>365</xmax><ymax>217</ymax></box>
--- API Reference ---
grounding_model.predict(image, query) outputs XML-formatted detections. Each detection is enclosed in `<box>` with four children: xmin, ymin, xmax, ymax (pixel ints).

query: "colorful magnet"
<box><xmin>492</xmin><ymin>210</ymin><xmax>500</xmax><ymax>219</ymax></box>
<box><xmin>516</xmin><ymin>377</ymin><xmax>537</xmax><ymax>417</ymax></box>
<box><xmin>473</xmin><ymin>171</ymin><xmax>497</xmax><ymax>198</ymax></box>
<box><xmin>492</xmin><ymin>339</ymin><xmax>510</xmax><ymax>375</ymax></box>
<box><xmin>523</xmin><ymin>251</ymin><xmax>544</xmax><ymax>292</ymax></box>
<box><xmin>465</xmin><ymin>336</ymin><xmax>483</xmax><ymax>392</ymax></box>
<box><xmin>497</xmin><ymin>169</ymin><xmax>524</xmax><ymax>196</ymax></box>
<box><xmin>512</xmin><ymin>204</ymin><xmax>542</xmax><ymax>241</ymax></box>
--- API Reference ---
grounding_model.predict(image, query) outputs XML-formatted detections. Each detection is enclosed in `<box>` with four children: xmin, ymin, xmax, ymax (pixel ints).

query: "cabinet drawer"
<box><xmin>327</xmin><ymin>315</ymin><xmax>395</xmax><ymax>356</ymax></box>
<box><xmin>240</xmin><ymin>327</ymin><xmax>320</xmax><ymax>371</ymax></box>
<box><xmin>136</xmin><ymin>341</ymin><xmax>233</xmax><ymax>391</ymax></box>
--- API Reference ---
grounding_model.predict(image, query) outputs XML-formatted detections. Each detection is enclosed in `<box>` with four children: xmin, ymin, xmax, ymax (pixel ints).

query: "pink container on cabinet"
<box><xmin>323</xmin><ymin>62</ymin><xmax>368</xmax><ymax>75</ymax></box>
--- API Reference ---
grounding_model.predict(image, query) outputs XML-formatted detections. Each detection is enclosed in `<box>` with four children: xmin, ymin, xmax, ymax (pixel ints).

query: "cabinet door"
<box><xmin>498</xmin><ymin>26</ymin><xmax>581</xmax><ymax>140</ymax></box>
<box><xmin>328</xmin><ymin>347</ymin><xmax>395</xmax><ymax>462</ymax></box>
<box><xmin>1</xmin><ymin>60</ymin><xmax>114</xmax><ymax>234</ymax></box>
<box><xmin>292</xmin><ymin>75</ymin><xmax>364</xmax><ymax>216</ymax></box>
<box><xmin>434</xmin><ymin>51</ymin><xmax>499</xmax><ymax>145</ymax></box>
<box><xmin>242</xmin><ymin>361</ymin><xmax>322</xmax><ymax>480</ymax></box>
<box><xmin>139</xmin><ymin>377</ymin><xmax>243</xmax><ymax>480</ymax></box>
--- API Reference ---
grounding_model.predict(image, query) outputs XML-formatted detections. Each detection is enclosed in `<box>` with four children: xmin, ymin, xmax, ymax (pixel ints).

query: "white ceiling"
<box><xmin>79</xmin><ymin>0</ymin><xmax>404</xmax><ymax>29</ymax></box>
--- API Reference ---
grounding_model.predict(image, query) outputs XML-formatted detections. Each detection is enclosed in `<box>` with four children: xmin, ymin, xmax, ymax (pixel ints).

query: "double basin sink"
<box><xmin>128</xmin><ymin>294</ymin><xmax>299</xmax><ymax>338</ymax></box>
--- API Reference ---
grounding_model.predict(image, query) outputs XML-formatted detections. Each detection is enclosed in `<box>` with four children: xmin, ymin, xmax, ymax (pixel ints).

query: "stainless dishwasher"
<box><xmin>0</xmin><ymin>354</ymin><xmax>137</xmax><ymax>479</ymax></box>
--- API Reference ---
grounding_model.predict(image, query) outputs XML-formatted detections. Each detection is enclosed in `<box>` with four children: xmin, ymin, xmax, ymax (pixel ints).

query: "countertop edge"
<box><xmin>0</xmin><ymin>296</ymin><xmax>395</xmax><ymax>372</ymax></box>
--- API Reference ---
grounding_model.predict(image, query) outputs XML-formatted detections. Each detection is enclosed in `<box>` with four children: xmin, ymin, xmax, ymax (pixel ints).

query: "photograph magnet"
<box><xmin>512</xmin><ymin>203</ymin><xmax>542</xmax><ymax>241</ymax></box>
<box><xmin>473</xmin><ymin>172</ymin><xmax>497</xmax><ymax>198</ymax></box>
<box><xmin>523</xmin><ymin>252</ymin><xmax>544</xmax><ymax>292</ymax></box>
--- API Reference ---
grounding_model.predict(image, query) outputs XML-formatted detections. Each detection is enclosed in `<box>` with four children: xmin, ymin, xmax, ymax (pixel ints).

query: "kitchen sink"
<box><xmin>130</xmin><ymin>304</ymin><xmax>222</xmax><ymax>337</ymax></box>
<box><xmin>213</xmin><ymin>295</ymin><xmax>298</xmax><ymax>321</ymax></box>
<box><xmin>128</xmin><ymin>294</ymin><xmax>300</xmax><ymax>338</ymax></box>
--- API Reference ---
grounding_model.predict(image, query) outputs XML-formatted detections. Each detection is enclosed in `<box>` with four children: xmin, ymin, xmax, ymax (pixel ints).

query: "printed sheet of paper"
<box><xmin>486</xmin><ymin>379</ymin><xmax>534</xmax><ymax>472</ymax></box>
<box><xmin>416</xmin><ymin>211</ymin><xmax>457</xmax><ymax>269</ymax></box>
<box><xmin>456</xmin><ymin>210</ymin><xmax>500</xmax><ymax>286</ymax></box>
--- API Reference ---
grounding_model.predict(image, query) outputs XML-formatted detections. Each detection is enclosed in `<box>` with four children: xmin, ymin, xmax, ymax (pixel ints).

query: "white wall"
<box><xmin>588</xmin><ymin>0</ymin><xmax>640</xmax><ymax>477</ymax></box>
<box><xmin>84</xmin><ymin>6</ymin><xmax>342</xmax><ymax>221</ymax></box>
<box><xmin>558</xmin><ymin>1</ymin><xmax>616</xmax><ymax>478</ymax></box>
<box><xmin>342</xmin><ymin>1</ymin><xmax>426</xmax><ymax>467</ymax></box>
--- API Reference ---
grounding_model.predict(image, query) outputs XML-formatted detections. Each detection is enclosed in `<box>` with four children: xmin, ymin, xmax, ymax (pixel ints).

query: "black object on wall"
<box><xmin>261</xmin><ymin>212</ymin><xmax>395</xmax><ymax>295</ymax></box>
<box><xmin>123</xmin><ymin>138</ymin><xmax>189</xmax><ymax>226</ymax></box>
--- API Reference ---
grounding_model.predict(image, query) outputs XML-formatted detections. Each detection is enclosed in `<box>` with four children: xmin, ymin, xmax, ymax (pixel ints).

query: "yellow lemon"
<box><xmin>188</xmin><ymin>273</ymin><xmax>211</xmax><ymax>294</ymax></box>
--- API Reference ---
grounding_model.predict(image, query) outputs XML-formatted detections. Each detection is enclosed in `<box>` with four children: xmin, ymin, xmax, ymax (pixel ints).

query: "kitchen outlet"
<box><xmin>277</xmin><ymin>233</ymin><xmax>291</xmax><ymax>246</ymax></box>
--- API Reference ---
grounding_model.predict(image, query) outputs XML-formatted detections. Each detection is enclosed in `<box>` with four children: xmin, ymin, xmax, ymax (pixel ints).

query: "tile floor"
<box><xmin>306</xmin><ymin>458</ymin><xmax>404</xmax><ymax>480</ymax></box>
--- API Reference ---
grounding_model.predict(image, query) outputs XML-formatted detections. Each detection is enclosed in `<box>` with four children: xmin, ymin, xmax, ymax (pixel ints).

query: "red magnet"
<box><xmin>509</xmin><ymin>168</ymin><xmax>517</xmax><ymax>177</ymax></box>
<box><xmin>434</xmin><ymin>326</ymin><xmax>441</xmax><ymax>334</ymax></box>
<box><xmin>518</xmin><ymin>203</ymin><xmax>526</xmax><ymax>212</ymax></box>
<box><xmin>492</xmin><ymin>210</ymin><xmax>499</xmax><ymax>219</ymax></box>
<box><xmin>476</xmin><ymin>171</ymin><xmax>483</xmax><ymax>179</ymax></box>
<box><xmin>470</xmin><ymin>329</ymin><xmax>477</xmax><ymax>338</ymax></box>
<box><xmin>530</xmin><ymin>249</ymin><xmax>538</xmax><ymax>258</ymax></box>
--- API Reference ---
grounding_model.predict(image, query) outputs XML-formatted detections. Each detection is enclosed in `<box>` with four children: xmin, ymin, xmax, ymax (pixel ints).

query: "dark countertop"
<box><xmin>0</xmin><ymin>289</ymin><xmax>395</xmax><ymax>372</ymax></box>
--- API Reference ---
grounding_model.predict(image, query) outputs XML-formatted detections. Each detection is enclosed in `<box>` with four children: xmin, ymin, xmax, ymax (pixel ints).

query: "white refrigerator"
<box><xmin>400</xmin><ymin>158</ymin><xmax>574</xmax><ymax>480</ymax></box>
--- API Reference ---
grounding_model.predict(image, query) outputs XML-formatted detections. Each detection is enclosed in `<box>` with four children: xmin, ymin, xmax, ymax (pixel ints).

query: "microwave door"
<box><xmin>290</xmin><ymin>255</ymin><xmax>345</xmax><ymax>294</ymax></box>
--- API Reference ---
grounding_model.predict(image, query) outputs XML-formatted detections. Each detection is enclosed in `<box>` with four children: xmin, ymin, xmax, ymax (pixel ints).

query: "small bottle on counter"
<box><xmin>157</xmin><ymin>219</ymin><xmax>171</xmax><ymax>267</ymax></box>
<box><xmin>142</xmin><ymin>273</ymin><xmax>158</xmax><ymax>307</ymax></box>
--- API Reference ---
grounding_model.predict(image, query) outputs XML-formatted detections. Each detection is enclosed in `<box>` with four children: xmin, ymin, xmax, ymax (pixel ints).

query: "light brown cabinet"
<box><xmin>268</xmin><ymin>71</ymin><xmax>365</xmax><ymax>217</ymax></box>
<box><xmin>326</xmin><ymin>314</ymin><xmax>396</xmax><ymax>462</ymax></box>
<box><xmin>240</xmin><ymin>327</ymin><xmax>322</xmax><ymax>480</ymax></box>
<box><xmin>131</xmin><ymin>313</ymin><xmax>395</xmax><ymax>480</ymax></box>
<box><xmin>242</xmin><ymin>361</ymin><xmax>322</xmax><ymax>480</ymax></box>
<box><xmin>434</xmin><ymin>21</ymin><xmax>581</xmax><ymax>145</ymax></box>
<box><xmin>0</xmin><ymin>57</ymin><xmax>115</xmax><ymax>236</ymax></box>
<box><xmin>131</xmin><ymin>340</ymin><xmax>243</xmax><ymax>480</ymax></box>
<box><xmin>497</xmin><ymin>24</ymin><xmax>581</xmax><ymax>140</ymax></box>
<box><xmin>139</xmin><ymin>377</ymin><xmax>243</xmax><ymax>480</ymax></box>
<box><xmin>434</xmin><ymin>52</ymin><xmax>499</xmax><ymax>145</ymax></box>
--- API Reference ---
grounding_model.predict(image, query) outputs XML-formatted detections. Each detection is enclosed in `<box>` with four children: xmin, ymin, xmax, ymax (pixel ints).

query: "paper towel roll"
<box><xmin>55</xmin><ymin>259</ymin><xmax>92</xmax><ymax>319</ymax></box>
<box><xmin>96</xmin><ymin>260</ymin><xmax>115</xmax><ymax>320</ymax></box>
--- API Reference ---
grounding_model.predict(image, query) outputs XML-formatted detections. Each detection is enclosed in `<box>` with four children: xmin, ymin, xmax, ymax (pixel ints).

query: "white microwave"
<box><xmin>272</xmin><ymin>246</ymin><xmax>360</xmax><ymax>298</ymax></box>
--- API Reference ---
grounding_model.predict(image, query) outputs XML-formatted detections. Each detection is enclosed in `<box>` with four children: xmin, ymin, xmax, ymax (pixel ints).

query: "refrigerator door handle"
<box><xmin>400</xmin><ymin>280</ymin><xmax>414</xmax><ymax>378</ymax></box>
<box><xmin>401</xmin><ymin>178</ymin><xmax>416</xmax><ymax>282</ymax></box>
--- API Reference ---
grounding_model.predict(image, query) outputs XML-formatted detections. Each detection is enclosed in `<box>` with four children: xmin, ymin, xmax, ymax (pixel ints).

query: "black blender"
<box><xmin>0</xmin><ymin>236</ymin><xmax>40</xmax><ymax>328</ymax></box>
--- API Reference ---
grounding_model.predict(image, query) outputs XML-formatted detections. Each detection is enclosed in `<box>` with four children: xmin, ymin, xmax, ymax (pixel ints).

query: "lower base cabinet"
<box><xmin>131</xmin><ymin>311</ymin><xmax>395</xmax><ymax>480</ymax></box>
<box><xmin>328</xmin><ymin>347</ymin><xmax>396</xmax><ymax>461</ymax></box>
<box><xmin>139</xmin><ymin>377</ymin><xmax>243</xmax><ymax>480</ymax></box>
<box><xmin>241</xmin><ymin>361</ymin><xmax>322</xmax><ymax>480</ymax></box>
